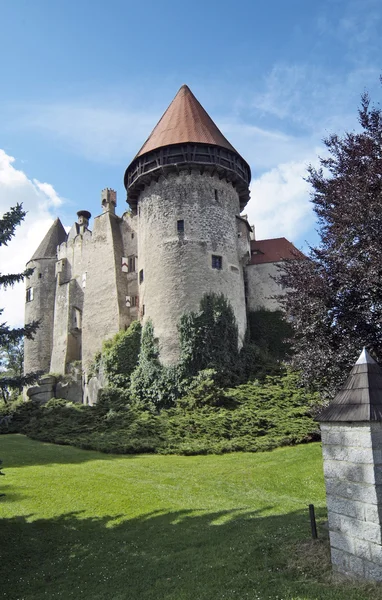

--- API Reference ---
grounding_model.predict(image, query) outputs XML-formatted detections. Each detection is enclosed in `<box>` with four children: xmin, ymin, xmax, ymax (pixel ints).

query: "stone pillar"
<box><xmin>318</xmin><ymin>349</ymin><xmax>382</xmax><ymax>581</ymax></box>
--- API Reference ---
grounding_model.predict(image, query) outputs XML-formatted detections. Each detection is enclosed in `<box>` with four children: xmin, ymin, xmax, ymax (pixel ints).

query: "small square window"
<box><xmin>177</xmin><ymin>220</ymin><xmax>184</xmax><ymax>233</ymax></box>
<box><xmin>139</xmin><ymin>269</ymin><xmax>144</xmax><ymax>284</ymax></box>
<box><xmin>212</xmin><ymin>255</ymin><xmax>222</xmax><ymax>270</ymax></box>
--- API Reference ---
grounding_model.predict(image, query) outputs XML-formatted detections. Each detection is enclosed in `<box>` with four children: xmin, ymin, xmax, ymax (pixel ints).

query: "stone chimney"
<box><xmin>77</xmin><ymin>210</ymin><xmax>91</xmax><ymax>235</ymax></box>
<box><xmin>318</xmin><ymin>348</ymin><xmax>382</xmax><ymax>581</ymax></box>
<box><xmin>101</xmin><ymin>188</ymin><xmax>117</xmax><ymax>214</ymax></box>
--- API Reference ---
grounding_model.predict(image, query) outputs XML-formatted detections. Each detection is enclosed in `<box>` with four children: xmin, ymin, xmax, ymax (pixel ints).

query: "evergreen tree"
<box><xmin>178</xmin><ymin>293</ymin><xmax>239</xmax><ymax>385</ymax></box>
<box><xmin>282</xmin><ymin>84</ymin><xmax>382</xmax><ymax>395</ymax></box>
<box><xmin>0</xmin><ymin>204</ymin><xmax>40</xmax><ymax>403</ymax></box>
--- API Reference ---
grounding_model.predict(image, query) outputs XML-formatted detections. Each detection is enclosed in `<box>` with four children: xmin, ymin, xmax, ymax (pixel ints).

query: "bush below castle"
<box><xmin>0</xmin><ymin>296</ymin><xmax>321</xmax><ymax>454</ymax></box>
<box><xmin>0</xmin><ymin>370</ymin><xmax>320</xmax><ymax>455</ymax></box>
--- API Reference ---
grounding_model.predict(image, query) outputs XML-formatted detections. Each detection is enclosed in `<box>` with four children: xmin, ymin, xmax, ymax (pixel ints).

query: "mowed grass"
<box><xmin>1</xmin><ymin>436</ymin><xmax>381</xmax><ymax>600</ymax></box>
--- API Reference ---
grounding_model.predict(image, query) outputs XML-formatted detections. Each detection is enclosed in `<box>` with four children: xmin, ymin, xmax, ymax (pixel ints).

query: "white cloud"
<box><xmin>0</xmin><ymin>149</ymin><xmax>65</xmax><ymax>327</ymax></box>
<box><xmin>17</xmin><ymin>103</ymin><xmax>156</xmax><ymax>165</ymax></box>
<box><xmin>251</xmin><ymin>64</ymin><xmax>380</xmax><ymax>134</ymax></box>
<box><xmin>245</xmin><ymin>157</ymin><xmax>320</xmax><ymax>244</ymax></box>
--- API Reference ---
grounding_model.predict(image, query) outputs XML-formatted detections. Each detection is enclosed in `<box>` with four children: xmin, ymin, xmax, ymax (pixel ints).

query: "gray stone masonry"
<box><xmin>137</xmin><ymin>169</ymin><xmax>248</xmax><ymax>364</ymax></box>
<box><xmin>321</xmin><ymin>422</ymin><xmax>382</xmax><ymax>581</ymax></box>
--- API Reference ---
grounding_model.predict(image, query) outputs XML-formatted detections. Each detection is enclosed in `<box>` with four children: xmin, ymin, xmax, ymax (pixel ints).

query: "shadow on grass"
<box><xmin>1</xmin><ymin>506</ymin><xmax>380</xmax><ymax>600</ymax></box>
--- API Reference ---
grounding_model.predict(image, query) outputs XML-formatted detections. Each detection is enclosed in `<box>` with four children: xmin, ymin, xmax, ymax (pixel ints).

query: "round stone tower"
<box><xmin>124</xmin><ymin>85</ymin><xmax>251</xmax><ymax>364</ymax></box>
<box><xmin>24</xmin><ymin>218</ymin><xmax>67</xmax><ymax>374</ymax></box>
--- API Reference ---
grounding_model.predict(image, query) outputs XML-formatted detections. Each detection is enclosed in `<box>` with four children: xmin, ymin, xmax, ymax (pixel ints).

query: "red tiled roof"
<box><xmin>135</xmin><ymin>85</ymin><xmax>238</xmax><ymax>158</ymax></box>
<box><xmin>249</xmin><ymin>237</ymin><xmax>304</xmax><ymax>265</ymax></box>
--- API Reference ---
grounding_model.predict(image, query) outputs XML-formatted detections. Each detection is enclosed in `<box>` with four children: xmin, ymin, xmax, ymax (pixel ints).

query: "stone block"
<box><xmin>328</xmin><ymin>512</ymin><xmax>382</xmax><ymax>544</ymax></box>
<box><xmin>322</xmin><ymin>444</ymin><xmax>375</xmax><ymax>464</ymax></box>
<box><xmin>56</xmin><ymin>380</ymin><xmax>82</xmax><ymax>403</ymax></box>
<box><xmin>325</xmin><ymin>478</ymin><xmax>379</xmax><ymax>505</ymax></box>
<box><xmin>321</xmin><ymin>426</ymin><xmax>372</xmax><ymax>448</ymax></box>
<box><xmin>331</xmin><ymin>547</ymin><xmax>365</xmax><ymax>577</ymax></box>
<box><xmin>326</xmin><ymin>494</ymin><xmax>365</xmax><ymax>520</ymax></box>
<box><xmin>329</xmin><ymin>530</ymin><xmax>353</xmax><ymax>553</ymax></box>
<box><xmin>363</xmin><ymin>558</ymin><xmax>382</xmax><ymax>581</ymax></box>
<box><xmin>323</xmin><ymin>460</ymin><xmax>375</xmax><ymax>484</ymax></box>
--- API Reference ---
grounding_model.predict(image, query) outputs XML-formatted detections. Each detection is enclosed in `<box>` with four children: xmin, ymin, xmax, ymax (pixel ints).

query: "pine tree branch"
<box><xmin>0</xmin><ymin>267</ymin><xmax>34</xmax><ymax>289</ymax></box>
<box><xmin>0</xmin><ymin>204</ymin><xmax>26</xmax><ymax>247</ymax></box>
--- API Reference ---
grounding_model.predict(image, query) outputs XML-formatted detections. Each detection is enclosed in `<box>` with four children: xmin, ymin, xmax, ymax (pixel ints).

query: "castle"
<box><xmin>24</xmin><ymin>85</ymin><xmax>299</xmax><ymax>404</ymax></box>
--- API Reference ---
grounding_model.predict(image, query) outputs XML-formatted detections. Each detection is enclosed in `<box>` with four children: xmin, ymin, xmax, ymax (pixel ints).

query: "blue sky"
<box><xmin>1</xmin><ymin>0</ymin><xmax>381</xmax><ymax>324</ymax></box>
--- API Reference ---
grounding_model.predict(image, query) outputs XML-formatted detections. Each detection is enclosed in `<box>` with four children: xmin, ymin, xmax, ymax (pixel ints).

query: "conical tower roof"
<box><xmin>318</xmin><ymin>348</ymin><xmax>382</xmax><ymax>422</ymax></box>
<box><xmin>30</xmin><ymin>218</ymin><xmax>67</xmax><ymax>261</ymax></box>
<box><xmin>135</xmin><ymin>85</ymin><xmax>238</xmax><ymax>158</ymax></box>
<box><xmin>125</xmin><ymin>85</ymin><xmax>251</xmax><ymax>210</ymax></box>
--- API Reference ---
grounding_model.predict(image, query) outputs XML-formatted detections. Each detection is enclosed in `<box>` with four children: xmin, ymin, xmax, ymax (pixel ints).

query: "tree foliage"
<box><xmin>178</xmin><ymin>293</ymin><xmax>239</xmax><ymax>385</ymax></box>
<box><xmin>281</xmin><ymin>85</ymin><xmax>382</xmax><ymax>395</ymax></box>
<box><xmin>102</xmin><ymin>321</ymin><xmax>141</xmax><ymax>387</ymax></box>
<box><xmin>0</xmin><ymin>204</ymin><xmax>40</xmax><ymax>402</ymax></box>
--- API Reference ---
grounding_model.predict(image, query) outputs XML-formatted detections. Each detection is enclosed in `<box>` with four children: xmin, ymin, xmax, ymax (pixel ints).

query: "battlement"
<box><xmin>101</xmin><ymin>189</ymin><xmax>117</xmax><ymax>213</ymax></box>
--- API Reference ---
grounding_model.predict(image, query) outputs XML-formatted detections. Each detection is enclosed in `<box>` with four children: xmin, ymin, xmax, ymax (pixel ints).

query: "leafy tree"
<box><xmin>281</xmin><ymin>85</ymin><xmax>382</xmax><ymax>395</ymax></box>
<box><xmin>178</xmin><ymin>293</ymin><xmax>239</xmax><ymax>385</ymax></box>
<box><xmin>0</xmin><ymin>204</ymin><xmax>40</xmax><ymax>403</ymax></box>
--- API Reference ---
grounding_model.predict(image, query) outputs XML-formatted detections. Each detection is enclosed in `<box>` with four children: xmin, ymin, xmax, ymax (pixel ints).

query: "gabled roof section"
<box><xmin>135</xmin><ymin>85</ymin><xmax>238</xmax><ymax>158</ymax></box>
<box><xmin>318</xmin><ymin>348</ymin><xmax>382</xmax><ymax>422</ymax></box>
<box><xmin>249</xmin><ymin>237</ymin><xmax>304</xmax><ymax>265</ymax></box>
<box><xmin>30</xmin><ymin>218</ymin><xmax>67</xmax><ymax>261</ymax></box>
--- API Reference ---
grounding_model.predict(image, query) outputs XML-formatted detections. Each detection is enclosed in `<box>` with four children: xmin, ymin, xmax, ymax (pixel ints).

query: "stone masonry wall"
<box><xmin>24</xmin><ymin>257</ymin><xmax>57</xmax><ymax>374</ymax></box>
<box><xmin>81</xmin><ymin>211</ymin><xmax>131</xmax><ymax>369</ymax></box>
<box><xmin>321</xmin><ymin>422</ymin><xmax>382</xmax><ymax>581</ymax></box>
<box><xmin>137</xmin><ymin>169</ymin><xmax>247</xmax><ymax>364</ymax></box>
<box><xmin>245</xmin><ymin>262</ymin><xmax>284</xmax><ymax>312</ymax></box>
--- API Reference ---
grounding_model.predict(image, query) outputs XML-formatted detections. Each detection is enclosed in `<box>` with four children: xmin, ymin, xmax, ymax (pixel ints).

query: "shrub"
<box><xmin>102</xmin><ymin>321</ymin><xmax>141</xmax><ymax>387</ymax></box>
<box><xmin>178</xmin><ymin>294</ymin><xmax>240</xmax><ymax>386</ymax></box>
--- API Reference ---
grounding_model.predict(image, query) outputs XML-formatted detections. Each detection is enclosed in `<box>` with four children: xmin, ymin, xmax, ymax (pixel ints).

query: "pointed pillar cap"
<box><xmin>318</xmin><ymin>347</ymin><xmax>382</xmax><ymax>422</ymax></box>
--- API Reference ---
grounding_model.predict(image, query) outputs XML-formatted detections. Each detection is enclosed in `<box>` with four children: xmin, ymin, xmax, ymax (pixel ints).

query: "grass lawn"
<box><xmin>1</xmin><ymin>435</ymin><xmax>381</xmax><ymax>600</ymax></box>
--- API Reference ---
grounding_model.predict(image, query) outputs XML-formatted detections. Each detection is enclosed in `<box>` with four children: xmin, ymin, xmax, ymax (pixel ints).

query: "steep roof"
<box><xmin>249</xmin><ymin>237</ymin><xmax>304</xmax><ymax>265</ymax></box>
<box><xmin>135</xmin><ymin>84</ymin><xmax>238</xmax><ymax>158</ymax></box>
<box><xmin>30</xmin><ymin>218</ymin><xmax>67</xmax><ymax>261</ymax></box>
<box><xmin>318</xmin><ymin>348</ymin><xmax>382</xmax><ymax>422</ymax></box>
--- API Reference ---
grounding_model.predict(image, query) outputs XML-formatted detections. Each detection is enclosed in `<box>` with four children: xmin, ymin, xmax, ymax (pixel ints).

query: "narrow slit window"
<box><xmin>128</xmin><ymin>255</ymin><xmax>136</xmax><ymax>272</ymax></box>
<box><xmin>177</xmin><ymin>219</ymin><xmax>184</xmax><ymax>233</ymax></box>
<box><xmin>139</xmin><ymin>269</ymin><xmax>144</xmax><ymax>284</ymax></box>
<box><xmin>212</xmin><ymin>255</ymin><xmax>222</xmax><ymax>270</ymax></box>
<box><xmin>26</xmin><ymin>287</ymin><xmax>34</xmax><ymax>302</ymax></box>
<box><xmin>214</xmin><ymin>189</ymin><xmax>218</xmax><ymax>202</ymax></box>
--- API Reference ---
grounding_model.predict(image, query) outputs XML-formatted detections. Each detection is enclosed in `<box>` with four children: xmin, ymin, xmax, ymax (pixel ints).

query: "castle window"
<box><xmin>131</xmin><ymin>296</ymin><xmax>139</xmax><ymax>308</ymax></box>
<box><xmin>128</xmin><ymin>255</ymin><xmax>136</xmax><ymax>272</ymax></box>
<box><xmin>177</xmin><ymin>220</ymin><xmax>184</xmax><ymax>233</ymax></box>
<box><xmin>131</xmin><ymin>233</ymin><xmax>134</xmax><ymax>239</ymax></box>
<box><xmin>212</xmin><ymin>255</ymin><xmax>222</xmax><ymax>270</ymax></box>
<box><xmin>38</xmin><ymin>273</ymin><xmax>42</xmax><ymax>279</ymax></box>
<box><xmin>73</xmin><ymin>307</ymin><xmax>82</xmax><ymax>330</ymax></box>
<box><xmin>139</xmin><ymin>269</ymin><xmax>144</xmax><ymax>284</ymax></box>
<box><xmin>142</xmin><ymin>304</ymin><xmax>145</xmax><ymax>316</ymax></box>
<box><xmin>26</xmin><ymin>287</ymin><xmax>34</xmax><ymax>302</ymax></box>
<box><xmin>214</xmin><ymin>189</ymin><xmax>219</xmax><ymax>202</ymax></box>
